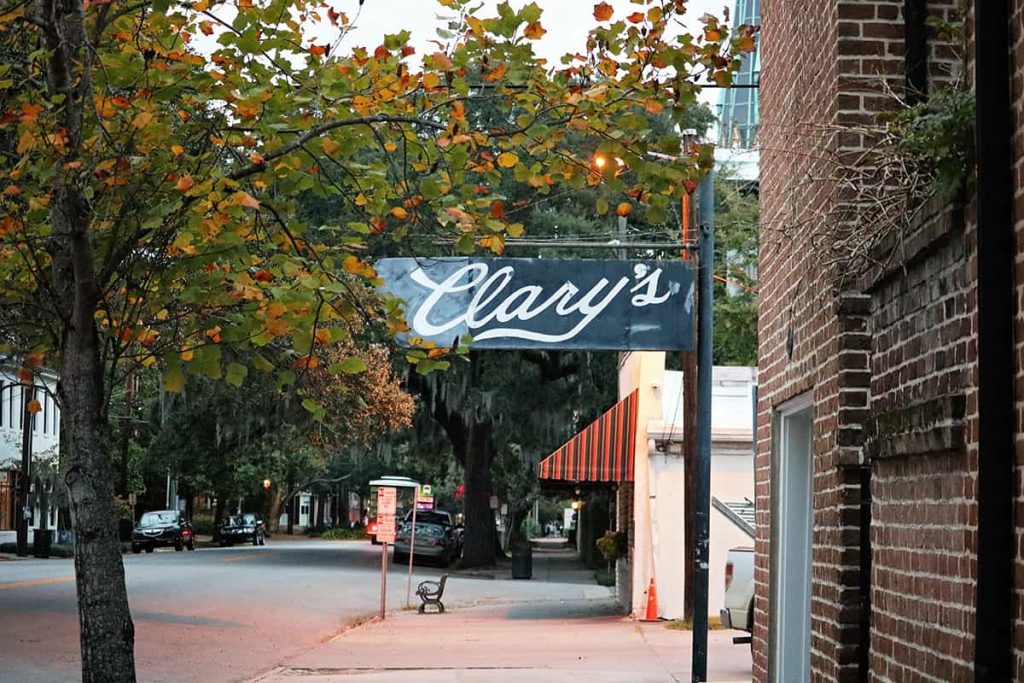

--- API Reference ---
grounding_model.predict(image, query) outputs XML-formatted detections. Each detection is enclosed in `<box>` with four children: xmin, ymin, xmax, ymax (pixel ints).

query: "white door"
<box><xmin>774</xmin><ymin>396</ymin><xmax>814</xmax><ymax>683</ymax></box>
<box><xmin>298</xmin><ymin>495</ymin><xmax>311</xmax><ymax>527</ymax></box>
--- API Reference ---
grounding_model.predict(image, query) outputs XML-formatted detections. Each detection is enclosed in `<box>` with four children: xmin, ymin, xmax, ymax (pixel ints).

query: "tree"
<box><xmin>145</xmin><ymin>340</ymin><xmax>414</xmax><ymax>530</ymax></box>
<box><xmin>713</xmin><ymin>175</ymin><xmax>758</xmax><ymax>365</ymax></box>
<box><xmin>0</xmin><ymin>0</ymin><xmax>754</xmax><ymax>678</ymax></box>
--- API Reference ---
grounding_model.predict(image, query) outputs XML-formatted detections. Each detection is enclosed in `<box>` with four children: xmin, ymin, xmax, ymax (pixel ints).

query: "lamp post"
<box><xmin>691</xmin><ymin>170</ymin><xmax>715</xmax><ymax>683</ymax></box>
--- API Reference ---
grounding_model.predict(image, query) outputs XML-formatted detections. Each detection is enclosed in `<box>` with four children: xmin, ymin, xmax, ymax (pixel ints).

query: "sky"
<box><xmin>316</xmin><ymin>0</ymin><xmax>730</xmax><ymax>109</ymax></box>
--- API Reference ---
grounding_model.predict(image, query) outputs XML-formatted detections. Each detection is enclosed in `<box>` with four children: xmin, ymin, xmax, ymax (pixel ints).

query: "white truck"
<box><xmin>721</xmin><ymin>546</ymin><xmax>755</xmax><ymax>645</ymax></box>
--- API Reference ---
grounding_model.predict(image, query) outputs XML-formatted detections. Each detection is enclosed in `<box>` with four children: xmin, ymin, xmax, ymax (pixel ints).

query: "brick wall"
<box><xmin>863</xmin><ymin>202</ymin><xmax>977</xmax><ymax>682</ymax></box>
<box><xmin>757</xmin><ymin>1</ymin><xmax>965</xmax><ymax>681</ymax></box>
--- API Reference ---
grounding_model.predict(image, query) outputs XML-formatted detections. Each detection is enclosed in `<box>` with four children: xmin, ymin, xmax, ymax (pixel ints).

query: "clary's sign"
<box><xmin>376</xmin><ymin>257</ymin><xmax>695</xmax><ymax>351</ymax></box>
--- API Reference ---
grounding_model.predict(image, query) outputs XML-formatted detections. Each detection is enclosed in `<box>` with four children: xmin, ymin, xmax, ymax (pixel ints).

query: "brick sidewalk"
<box><xmin>254</xmin><ymin>598</ymin><xmax>752</xmax><ymax>683</ymax></box>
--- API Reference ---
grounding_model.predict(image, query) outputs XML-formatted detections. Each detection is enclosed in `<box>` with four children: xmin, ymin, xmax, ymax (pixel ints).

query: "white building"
<box><xmin>538</xmin><ymin>352</ymin><xmax>756</xmax><ymax>620</ymax></box>
<box><xmin>0</xmin><ymin>368</ymin><xmax>61</xmax><ymax>543</ymax></box>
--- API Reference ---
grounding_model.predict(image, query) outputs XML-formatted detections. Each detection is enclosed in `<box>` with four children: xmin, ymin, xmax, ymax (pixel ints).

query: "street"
<box><xmin>0</xmin><ymin>540</ymin><xmax>604</xmax><ymax>683</ymax></box>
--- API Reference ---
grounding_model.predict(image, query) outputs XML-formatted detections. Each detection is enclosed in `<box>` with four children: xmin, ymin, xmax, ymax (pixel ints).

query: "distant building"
<box><xmin>0</xmin><ymin>367</ymin><xmax>61</xmax><ymax>542</ymax></box>
<box><xmin>714</xmin><ymin>0</ymin><xmax>760</xmax><ymax>182</ymax></box>
<box><xmin>716</xmin><ymin>0</ymin><xmax>760</xmax><ymax>150</ymax></box>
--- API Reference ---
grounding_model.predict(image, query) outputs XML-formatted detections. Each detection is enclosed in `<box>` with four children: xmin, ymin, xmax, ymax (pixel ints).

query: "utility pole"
<box><xmin>691</xmin><ymin>171</ymin><xmax>715</xmax><ymax>682</ymax></box>
<box><xmin>119</xmin><ymin>371</ymin><xmax>134</xmax><ymax>497</ymax></box>
<box><xmin>16</xmin><ymin>380</ymin><xmax>34</xmax><ymax>557</ymax></box>
<box><xmin>681</xmin><ymin>190</ymin><xmax>698</xmax><ymax>621</ymax></box>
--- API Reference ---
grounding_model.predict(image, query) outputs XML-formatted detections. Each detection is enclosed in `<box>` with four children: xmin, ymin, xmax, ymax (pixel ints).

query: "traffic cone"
<box><xmin>643</xmin><ymin>577</ymin><xmax>659</xmax><ymax>621</ymax></box>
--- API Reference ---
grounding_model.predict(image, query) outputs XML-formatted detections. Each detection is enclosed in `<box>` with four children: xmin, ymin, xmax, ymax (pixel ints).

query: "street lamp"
<box><xmin>263</xmin><ymin>478</ymin><xmax>271</xmax><ymax>491</ymax></box>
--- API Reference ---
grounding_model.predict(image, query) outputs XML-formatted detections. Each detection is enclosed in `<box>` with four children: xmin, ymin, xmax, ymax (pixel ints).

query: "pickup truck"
<box><xmin>721</xmin><ymin>546</ymin><xmax>754</xmax><ymax>642</ymax></box>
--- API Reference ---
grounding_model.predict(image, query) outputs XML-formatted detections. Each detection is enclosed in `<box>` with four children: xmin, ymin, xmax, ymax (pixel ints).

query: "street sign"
<box><xmin>376</xmin><ymin>515</ymin><xmax>396</xmax><ymax>544</ymax></box>
<box><xmin>419</xmin><ymin>484</ymin><xmax>432</xmax><ymax>497</ymax></box>
<box><xmin>376</xmin><ymin>257</ymin><xmax>695</xmax><ymax>351</ymax></box>
<box><xmin>416</xmin><ymin>496</ymin><xmax>434</xmax><ymax>510</ymax></box>
<box><xmin>377</xmin><ymin>487</ymin><xmax>397</xmax><ymax>516</ymax></box>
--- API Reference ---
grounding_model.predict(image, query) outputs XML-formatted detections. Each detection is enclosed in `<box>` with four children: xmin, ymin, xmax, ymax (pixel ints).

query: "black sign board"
<box><xmin>376</xmin><ymin>257</ymin><xmax>695</xmax><ymax>351</ymax></box>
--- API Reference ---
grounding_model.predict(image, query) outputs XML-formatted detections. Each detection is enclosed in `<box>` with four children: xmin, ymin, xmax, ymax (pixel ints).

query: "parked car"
<box><xmin>392</xmin><ymin>510</ymin><xmax>462</xmax><ymax>566</ymax></box>
<box><xmin>721</xmin><ymin>546</ymin><xmax>755</xmax><ymax>644</ymax></box>
<box><xmin>218</xmin><ymin>513</ymin><xmax>267</xmax><ymax>546</ymax></box>
<box><xmin>132</xmin><ymin>510</ymin><xmax>195</xmax><ymax>553</ymax></box>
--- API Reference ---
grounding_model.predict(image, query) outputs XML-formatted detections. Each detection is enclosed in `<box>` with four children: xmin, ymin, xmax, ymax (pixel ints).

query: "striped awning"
<box><xmin>538</xmin><ymin>389</ymin><xmax>638</xmax><ymax>483</ymax></box>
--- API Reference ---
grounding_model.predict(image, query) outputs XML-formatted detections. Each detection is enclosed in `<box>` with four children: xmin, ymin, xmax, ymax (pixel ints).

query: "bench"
<box><xmin>416</xmin><ymin>574</ymin><xmax>448</xmax><ymax>614</ymax></box>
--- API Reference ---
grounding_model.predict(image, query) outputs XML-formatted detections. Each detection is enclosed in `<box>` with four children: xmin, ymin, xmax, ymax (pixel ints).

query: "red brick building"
<box><xmin>755</xmin><ymin>2</ymin><xmax>1020</xmax><ymax>681</ymax></box>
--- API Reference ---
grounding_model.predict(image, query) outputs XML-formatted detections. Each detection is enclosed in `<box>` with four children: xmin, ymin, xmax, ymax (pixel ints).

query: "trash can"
<box><xmin>511</xmin><ymin>543</ymin><xmax>532</xmax><ymax>579</ymax></box>
<box><xmin>33</xmin><ymin>529</ymin><xmax>53</xmax><ymax>558</ymax></box>
<box><xmin>119</xmin><ymin>518</ymin><xmax>134</xmax><ymax>543</ymax></box>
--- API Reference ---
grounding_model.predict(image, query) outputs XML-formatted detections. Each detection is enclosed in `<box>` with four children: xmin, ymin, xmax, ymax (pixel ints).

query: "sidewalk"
<box><xmin>254</xmin><ymin>550</ymin><xmax>752</xmax><ymax>683</ymax></box>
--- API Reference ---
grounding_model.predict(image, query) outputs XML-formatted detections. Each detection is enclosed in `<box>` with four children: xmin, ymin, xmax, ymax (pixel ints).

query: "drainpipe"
<box><xmin>973</xmin><ymin>1</ymin><xmax>1014</xmax><ymax>680</ymax></box>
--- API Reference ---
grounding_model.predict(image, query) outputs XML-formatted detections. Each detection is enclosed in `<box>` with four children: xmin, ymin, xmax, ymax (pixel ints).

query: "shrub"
<box><xmin>191</xmin><ymin>514</ymin><xmax>215</xmax><ymax>535</ymax></box>
<box><xmin>313</xmin><ymin>527</ymin><xmax>365</xmax><ymax>541</ymax></box>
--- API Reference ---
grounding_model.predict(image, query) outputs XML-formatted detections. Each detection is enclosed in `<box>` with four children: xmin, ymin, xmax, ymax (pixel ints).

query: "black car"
<box><xmin>392</xmin><ymin>510</ymin><xmax>462</xmax><ymax>566</ymax></box>
<box><xmin>132</xmin><ymin>510</ymin><xmax>195</xmax><ymax>553</ymax></box>
<box><xmin>218</xmin><ymin>513</ymin><xmax>267</xmax><ymax>546</ymax></box>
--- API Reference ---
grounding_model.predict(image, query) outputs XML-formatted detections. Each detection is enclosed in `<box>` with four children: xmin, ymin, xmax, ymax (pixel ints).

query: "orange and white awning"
<box><xmin>537</xmin><ymin>389</ymin><xmax>638</xmax><ymax>484</ymax></box>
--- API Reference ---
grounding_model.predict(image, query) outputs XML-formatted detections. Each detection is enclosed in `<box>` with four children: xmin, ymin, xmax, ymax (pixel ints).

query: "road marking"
<box><xmin>217</xmin><ymin>551</ymin><xmax>281</xmax><ymax>564</ymax></box>
<box><xmin>0</xmin><ymin>576</ymin><xmax>74</xmax><ymax>590</ymax></box>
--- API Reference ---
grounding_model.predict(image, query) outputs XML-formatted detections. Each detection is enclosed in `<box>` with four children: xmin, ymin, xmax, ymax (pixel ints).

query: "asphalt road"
<box><xmin>0</xmin><ymin>539</ymin><xmax>600</xmax><ymax>683</ymax></box>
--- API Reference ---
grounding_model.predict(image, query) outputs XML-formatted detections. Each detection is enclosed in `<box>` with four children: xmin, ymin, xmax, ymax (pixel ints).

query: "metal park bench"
<box><xmin>416</xmin><ymin>574</ymin><xmax>448</xmax><ymax>614</ymax></box>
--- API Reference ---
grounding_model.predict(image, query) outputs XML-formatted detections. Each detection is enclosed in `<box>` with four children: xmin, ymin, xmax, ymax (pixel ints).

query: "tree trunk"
<box><xmin>212</xmin><ymin>489</ymin><xmax>229</xmax><ymax>542</ymax></box>
<box><xmin>55</xmin><ymin>195</ymin><xmax>136</xmax><ymax>681</ymax></box>
<box><xmin>42</xmin><ymin>1</ymin><xmax>137</xmax><ymax>677</ymax></box>
<box><xmin>286</xmin><ymin>472</ymin><xmax>295</xmax><ymax>535</ymax></box>
<box><xmin>459</xmin><ymin>421</ymin><xmax>496</xmax><ymax>568</ymax></box>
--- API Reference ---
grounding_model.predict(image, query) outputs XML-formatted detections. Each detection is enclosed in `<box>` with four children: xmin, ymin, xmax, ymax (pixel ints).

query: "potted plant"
<box><xmin>595</xmin><ymin>530</ymin><xmax>627</xmax><ymax>589</ymax></box>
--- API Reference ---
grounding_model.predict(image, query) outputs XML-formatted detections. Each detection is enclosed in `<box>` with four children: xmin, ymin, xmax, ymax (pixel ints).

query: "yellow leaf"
<box><xmin>314</xmin><ymin>328</ymin><xmax>332</xmax><ymax>345</ymax></box>
<box><xmin>593</xmin><ymin>2</ymin><xmax>613</xmax><ymax>21</ymax></box>
<box><xmin>180</xmin><ymin>349</ymin><xmax>194</xmax><ymax>362</ymax></box>
<box><xmin>27</xmin><ymin>399</ymin><xmax>41</xmax><ymax>415</ymax></box>
<box><xmin>171</xmin><ymin>144</ymin><xmax>185</xmax><ymax>156</ymax></box>
<box><xmin>523</xmin><ymin>21</ymin><xmax>546</xmax><ymax>40</ymax></box>
<box><xmin>175</xmin><ymin>175</ymin><xmax>194</xmax><ymax>192</ymax></box>
<box><xmin>355</xmin><ymin>193</ymin><xmax>368</xmax><ymax>206</ymax></box>
<box><xmin>384</xmin><ymin>141</ymin><xmax>398</xmax><ymax>152</ymax></box>
<box><xmin>390</xmin><ymin>206</ymin><xmax>408</xmax><ymax>219</ymax></box>
<box><xmin>264</xmin><ymin>317</ymin><xmax>290</xmax><ymax>336</ymax></box>
<box><xmin>232</xmin><ymin>191</ymin><xmax>260</xmax><ymax>209</ymax></box>
<box><xmin>323</xmin><ymin>138</ymin><xmax>340</xmax><ymax>155</ymax></box>
<box><xmin>342</xmin><ymin>255</ymin><xmax>377</xmax><ymax>278</ymax></box>
<box><xmin>497</xmin><ymin>152</ymin><xmax>519</xmax><ymax>168</ymax></box>
<box><xmin>132</xmin><ymin>111</ymin><xmax>155</xmax><ymax>129</ymax></box>
<box><xmin>423</xmin><ymin>73</ymin><xmax>441</xmax><ymax>90</ymax></box>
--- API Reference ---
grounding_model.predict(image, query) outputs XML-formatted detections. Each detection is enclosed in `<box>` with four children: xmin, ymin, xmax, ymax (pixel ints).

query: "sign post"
<box><xmin>376</xmin><ymin>487</ymin><xmax>397</xmax><ymax>620</ymax></box>
<box><xmin>405</xmin><ymin>487</ymin><xmax>419</xmax><ymax>607</ymax></box>
<box><xmin>691</xmin><ymin>171</ymin><xmax>715</xmax><ymax>682</ymax></box>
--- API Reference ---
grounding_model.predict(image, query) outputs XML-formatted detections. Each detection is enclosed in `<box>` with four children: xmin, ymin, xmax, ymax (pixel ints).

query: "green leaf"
<box><xmin>225</xmin><ymin>362</ymin><xmax>248</xmax><ymax>387</ymax></box>
<box><xmin>163</xmin><ymin>361</ymin><xmax>184</xmax><ymax>393</ymax></box>
<box><xmin>276</xmin><ymin>370</ymin><xmax>297</xmax><ymax>390</ymax></box>
<box><xmin>193</xmin><ymin>345</ymin><xmax>222</xmax><ymax>380</ymax></box>
<box><xmin>330</xmin><ymin>357</ymin><xmax>367</xmax><ymax>374</ymax></box>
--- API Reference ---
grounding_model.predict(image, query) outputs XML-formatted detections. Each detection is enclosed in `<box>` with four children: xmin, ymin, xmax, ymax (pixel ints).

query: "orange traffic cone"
<box><xmin>643</xmin><ymin>577</ymin><xmax>659</xmax><ymax>621</ymax></box>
